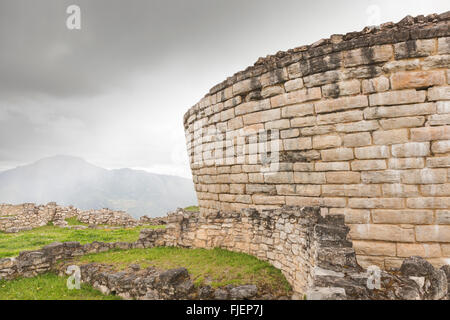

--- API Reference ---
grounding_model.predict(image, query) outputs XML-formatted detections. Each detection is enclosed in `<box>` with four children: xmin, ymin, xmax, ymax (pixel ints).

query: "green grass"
<box><xmin>0</xmin><ymin>225</ymin><xmax>164</xmax><ymax>258</ymax></box>
<box><xmin>65</xmin><ymin>217</ymin><xmax>88</xmax><ymax>226</ymax></box>
<box><xmin>184</xmin><ymin>206</ymin><xmax>199</xmax><ymax>212</ymax></box>
<box><xmin>0</xmin><ymin>273</ymin><xmax>121</xmax><ymax>300</ymax></box>
<box><xmin>74</xmin><ymin>247</ymin><xmax>292</xmax><ymax>294</ymax></box>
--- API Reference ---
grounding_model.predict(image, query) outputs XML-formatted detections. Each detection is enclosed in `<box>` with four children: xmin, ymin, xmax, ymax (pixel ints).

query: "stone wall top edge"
<box><xmin>183</xmin><ymin>11</ymin><xmax>450</xmax><ymax>125</ymax></box>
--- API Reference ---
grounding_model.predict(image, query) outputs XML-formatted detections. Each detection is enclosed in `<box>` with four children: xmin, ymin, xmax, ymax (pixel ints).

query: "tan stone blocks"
<box><xmin>372</xmin><ymin>209</ymin><xmax>433</xmax><ymax>224</ymax></box>
<box><xmin>356</xmin><ymin>255</ymin><xmax>385</xmax><ymax>269</ymax></box>
<box><xmin>243</xmin><ymin>108</ymin><xmax>281</xmax><ymax>125</ymax></box>
<box><xmin>355</xmin><ymin>145</ymin><xmax>389</xmax><ymax>159</ymax></box>
<box><xmin>351</xmin><ymin>159</ymin><xmax>387</xmax><ymax>171</ymax></box>
<box><xmin>232</xmin><ymin>78</ymin><xmax>261</xmax><ymax>96</ymax></box>
<box><xmin>362</xmin><ymin>76</ymin><xmax>390</xmax><ymax>94</ymax></box>
<box><xmin>263</xmin><ymin>172</ymin><xmax>294</xmax><ymax>184</ymax></box>
<box><xmin>315</xmin><ymin>95</ymin><xmax>368</xmax><ymax>113</ymax></box>
<box><xmin>280</xmin><ymin>128</ymin><xmax>299</xmax><ymax>139</ymax></box>
<box><xmin>252</xmin><ymin>195</ymin><xmax>285</xmax><ymax>205</ymax></box>
<box><xmin>322</xmin><ymin>184</ymin><xmax>380</xmax><ymax>197</ymax></box>
<box><xmin>261</xmin><ymin>85</ymin><xmax>284</xmax><ymax>98</ymax></box>
<box><xmin>437</xmin><ymin>101</ymin><xmax>450</xmax><ymax>114</ymax></box>
<box><xmin>397</xmin><ymin>243</ymin><xmax>442</xmax><ymax>258</ymax></box>
<box><xmin>284</xmin><ymin>78</ymin><xmax>304</xmax><ymax>92</ymax></box>
<box><xmin>283</xmin><ymin>137</ymin><xmax>312</xmax><ymax>150</ymax></box>
<box><xmin>432</xmin><ymin>140</ymin><xmax>450</xmax><ymax>154</ymax></box>
<box><xmin>336</xmin><ymin>120</ymin><xmax>379</xmax><ymax>133</ymax></box>
<box><xmin>228</xmin><ymin>173</ymin><xmax>248</xmax><ymax>184</ymax></box>
<box><xmin>293</xmin><ymin>163</ymin><xmax>314</xmax><ymax>171</ymax></box>
<box><xmin>349</xmin><ymin>224</ymin><xmax>414</xmax><ymax>242</ymax></box>
<box><xmin>317</xmin><ymin>110</ymin><xmax>363</xmax><ymax>125</ymax></box>
<box><xmin>426</xmin><ymin>157</ymin><xmax>450</xmax><ymax>168</ymax></box>
<box><xmin>373</xmin><ymin>129</ymin><xmax>409</xmax><ymax>145</ymax></box>
<box><xmin>438</xmin><ymin>37</ymin><xmax>450</xmax><ymax>54</ymax></box>
<box><xmin>427</xmin><ymin>114</ymin><xmax>450</xmax><ymax>126</ymax></box>
<box><xmin>353</xmin><ymin>241</ymin><xmax>397</xmax><ymax>256</ymax></box>
<box><xmin>443</xmin><ymin>244</ymin><xmax>450</xmax><ymax>256</ymax></box>
<box><xmin>421</xmin><ymin>184</ymin><xmax>450</xmax><ymax>197</ymax></box>
<box><xmin>394</xmin><ymin>39</ymin><xmax>434</xmax><ymax>59</ymax></box>
<box><xmin>343</xmin><ymin>45</ymin><xmax>393</xmax><ymax>67</ymax></box>
<box><xmin>428</xmin><ymin>86</ymin><xmax>450</xmax><ymax>101</ymax></box>
<box><xmin>437</xmin><ymin>210</ymin><xmax>450</xmax><ymax>224</ymax></box>
<box><xmin>382</xmin><ymin>184</ymin><xmax>419</xmax><ymax>197</ymax></box>
<box><xmin>227</xmin><ymin>116</ymin><xmax>244</xmax><ymax>130</ymax></box>
<box><xmin>312</xmin><ymin>134</ymin><xmax>342</xmax><ymax>149</ymax></box>
<box><xmin>270</xmin><ymin>87</ymin><xmax>321</xmax><ymax>108</ymax></box>
<box><xmin>281</xmin><ymin>103</ymin><xmax>314</xmax><ymax>118</ymax></box>
<box><xmin>368</xmin><ymin>89</ymin><xmax>426</xmax><ymax>106</ymax></box>
<box><xmin>400</xmin><ymin>169</ymin><xmax>447</xmax><ymax>184</ymax></box>
<box><xmin>390</xmin><ymin>71</ymin><xmax>446</xmax><ymax>90</ymax></box>
<box><xmin>382</xmin><ymin>59</ymin><xmax>420</xmax><ymax>73</ymax></box>
<box><xmin>235</xmin><ymin>100</ymin><xmax>271</xmax><ymax>116</ymax></box>
<box><xmin>349</xmin><ymin>198</ymin><xmax>404</xmax><ymax>209</ymax></box>
<box><xmin>290</xmin><ymin>116</ymin><xmax>316</xmax><ymax>128</ymax></box>
<box><xmin>321</xmin><ymin>79</ymin><xmax>361</xmax><ymax>98</ymax></box>
<box><xmin>329</xmin><ymin>208</ymin><xmax>370</xmax><ymax>224</ymax></box>
<box><xmin>416</xmin><ymin>225</ymin><xmax>450</xmax><ymax>242</ymax></box>
<box><xmin>364</xmin><ymin>103</ymin><xmax>435</xmax><ymax>119</ymax></box>
<box><xmin>293</xmin><ymin>184</ymin><xmax>322</xmax><ymax>196</ymax></box>
<box><xmin>361</xmin><ymin>170</ymin><xmax>401</xmax><ymax>183</ymax></box>
<box><xmin>265</xmin><ymin>119</ymin><xmax>290</xmax><ymax>130</ymax></box>
<box><xmin>325</xmin><ymin>172</ymin><xmax>360</xmax><ymax>184</ymax></box>
<box><xmin>246</xmin><ymin>184</ymin><xmax>276</xmax><ymax>194</ymax></box>
<box><xmin>315</xmin><ymin>162</ymin><xmax>350</xmax><ymax>171</ymax></box>
<box><xmin>343</xmin><ymin>132</ymin><xmax>371</xmax><ymax>147</ymax></box>
<box><xmin>407</xmin><ymin>197</ymin><xmax>450</xmax><ymax>209</ymax></box>
<box><xmin>379</xmin><ymin>116</ymin><xmax>425</xmax><ymax>130</ymax></box>
<box><xmin>293</xmin><ymin>172</ymin><xmax>326</xmax><ymax>184</ymax></box>
<box><xmin>391</xmin><ymin>142</ymin><xmax>430</xmax><ymax>157</ymax></box>
<box><xmin>411</xmin><ymin>126</ymin><xmax>450</xmax><ymax>141</ymax></box>
<box><xmin>321</xmin><ymin>147</ymin><xmax>354</xmax><ymax>161</ymax></box>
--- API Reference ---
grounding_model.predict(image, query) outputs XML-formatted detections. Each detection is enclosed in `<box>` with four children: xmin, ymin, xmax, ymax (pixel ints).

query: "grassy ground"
<box><xmin>74</xmin><ymin>247</ymin><xmax>292</xmax><ymax>294</ymax></box>
<box><xmin>0</xmin><ymin>273</ymin><xmax>121</xmax><ymax>300</ymax></box>
<box><xmin>184</xmin><ymin>206</ymin><xmax>199</xmax><ymax>212</ymax></box>
<box><xmin>0</xmin><ymin>224</ymin><xmax>164</xmax><ymax>258</ymax></box>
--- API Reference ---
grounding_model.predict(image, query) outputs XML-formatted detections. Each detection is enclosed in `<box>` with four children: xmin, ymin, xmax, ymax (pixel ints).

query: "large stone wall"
<box><xmin>183</xmin><ymin>13</ymin><xmax>450</xmax><ymax>269</ymax></box>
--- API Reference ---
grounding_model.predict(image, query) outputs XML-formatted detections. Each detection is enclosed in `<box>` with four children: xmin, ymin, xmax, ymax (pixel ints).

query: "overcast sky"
<box><xmin>0</xmin><ymin>0</ymin><xmax>448</xmax><ymax>178</ymax></box>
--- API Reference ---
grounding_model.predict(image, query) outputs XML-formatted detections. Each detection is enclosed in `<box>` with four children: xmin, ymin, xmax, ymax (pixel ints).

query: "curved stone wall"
<box><xmin>183</xmin><ymin>13</ymin><xmax>450</xmax><ymax>269</ymax></box>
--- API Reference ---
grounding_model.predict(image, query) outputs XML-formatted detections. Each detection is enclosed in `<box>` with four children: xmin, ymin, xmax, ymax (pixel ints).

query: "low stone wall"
<box><xmin>139</xmin><ymin>215</ymin><xmax>168</xmax><ymax>225</ymax></box>
<box><xmin>141</xmin><ymin>206</ymin><xmax>449</xmax><ymax>299</ymax></box>
<box><xmin>0</xmin><ymin>202</ymin><xmax>139</xmax><ymax>232</ymax></box>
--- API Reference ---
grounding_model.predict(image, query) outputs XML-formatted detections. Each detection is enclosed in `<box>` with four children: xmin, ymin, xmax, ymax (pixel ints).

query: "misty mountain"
<box><xmin>0</xmin><ymin>156</ymin><xmax>197</xmax><ymax>218</ymax></box>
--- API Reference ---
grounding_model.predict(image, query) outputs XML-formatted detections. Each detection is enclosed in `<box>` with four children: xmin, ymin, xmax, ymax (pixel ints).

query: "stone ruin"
<box><xmin>0</xmin><ymin>202</ymin><xmax>167</xmax><ymax>233</ymax></box>
<box><xmin>183</xmin><ymin>12</ymin><xmax>450</xmax><ymax>271</ymax></box>
<box><xmin>0</xmin><ymin>206</ymin><xmax>449</xmax><ymax>300</ymax></box>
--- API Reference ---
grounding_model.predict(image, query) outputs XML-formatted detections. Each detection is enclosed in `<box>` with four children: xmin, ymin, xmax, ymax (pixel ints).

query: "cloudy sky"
<box><xmin>0</xmin><ymin>0</ymin><xmax>448</xmax><ymax>178</ymax></box>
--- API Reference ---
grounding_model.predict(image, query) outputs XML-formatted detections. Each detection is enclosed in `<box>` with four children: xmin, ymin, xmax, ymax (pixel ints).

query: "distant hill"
<box><xmin>0</xmin><ymin>156</ymin><xmax>197</xmax><ymax>218</ymax></box>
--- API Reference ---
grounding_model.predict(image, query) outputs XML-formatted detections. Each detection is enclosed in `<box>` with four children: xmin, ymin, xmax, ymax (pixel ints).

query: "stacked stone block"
<box><xmin>183</xmin><ymin>13</ymin><xmax>450</xmax><ymax>269</ymax></box>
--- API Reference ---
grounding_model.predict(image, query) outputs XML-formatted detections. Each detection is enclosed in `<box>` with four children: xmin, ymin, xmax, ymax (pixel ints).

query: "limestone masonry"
<box><xmin>183</xmin><ymin>12</ymin><xmax>450</xmax><ymax>270</ymax></box>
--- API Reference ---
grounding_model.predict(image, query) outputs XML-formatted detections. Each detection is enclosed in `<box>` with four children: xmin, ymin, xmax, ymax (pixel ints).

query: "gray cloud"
<box><xmin>0</xmin><ymin>0</ymin><xmax>448</xmax><ymax>176</ymax></box>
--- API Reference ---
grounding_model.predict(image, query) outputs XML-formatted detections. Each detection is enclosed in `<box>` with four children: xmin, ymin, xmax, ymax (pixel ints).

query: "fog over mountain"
<box><xmin>0</xmin><ymin>155</ymin><xmax>197</xmax><ymax>218</ymax></box>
